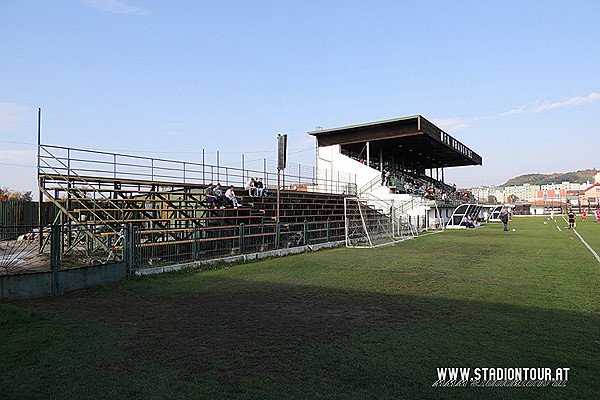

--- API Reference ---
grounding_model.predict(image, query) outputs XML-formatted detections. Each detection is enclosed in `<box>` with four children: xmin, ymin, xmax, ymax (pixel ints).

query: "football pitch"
<box><xmin>1</xmin><ymin>216</ymin><xmax>599</xmax><ymax>399</ymax></box>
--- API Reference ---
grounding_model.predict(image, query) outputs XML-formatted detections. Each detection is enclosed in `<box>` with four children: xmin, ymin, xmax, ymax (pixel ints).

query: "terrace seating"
<box><xmin>39</xmin><ymin>173</ymin><xmax>362</xmax><ymax>256</ymax></box>
<box><xmin>40</xmin><ymin>174</ymin><xmax>264</xmax><ymax>230</ymax></box>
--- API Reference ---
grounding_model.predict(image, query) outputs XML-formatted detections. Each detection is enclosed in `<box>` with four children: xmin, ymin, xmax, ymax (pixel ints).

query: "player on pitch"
<box><xmin>567</xmin><ymin>209</ymin><xmax>576</xmax><ymax>229</ymax></box>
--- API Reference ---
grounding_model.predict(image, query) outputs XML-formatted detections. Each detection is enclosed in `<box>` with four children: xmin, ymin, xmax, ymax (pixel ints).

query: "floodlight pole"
<box><xmin>276</xmin><ymin>133</ymin><xmax>287</xmax><ymax>224</ymax></box>
<box><xmin>277</xmin><ymin>169</ymin><xmax>280</xmax><ymax>223</ymax></box>
<box><xmin>37</xmin><ymin>108</ymin><xmax>43</xmax><ymax>250</ymax></box>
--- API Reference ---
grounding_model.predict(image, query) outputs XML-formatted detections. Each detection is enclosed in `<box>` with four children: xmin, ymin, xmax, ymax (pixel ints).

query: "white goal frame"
<box><xmin>344</xmin><ymin>196</ymin><xmax>415</xmax><ymax>248</ymax></box>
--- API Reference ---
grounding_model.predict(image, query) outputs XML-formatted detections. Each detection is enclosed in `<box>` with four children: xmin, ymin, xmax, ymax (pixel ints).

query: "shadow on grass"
<box><xmin>2</xmin><ymin>275</ymin><xmax>598</xmax><ymax>400</ymax></box>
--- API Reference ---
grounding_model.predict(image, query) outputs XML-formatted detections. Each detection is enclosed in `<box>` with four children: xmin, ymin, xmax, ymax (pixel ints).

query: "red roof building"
<box><xmin>579</xmin><ymin>182</ymin><xmax>600</xmax><ymax>207</ymax></box>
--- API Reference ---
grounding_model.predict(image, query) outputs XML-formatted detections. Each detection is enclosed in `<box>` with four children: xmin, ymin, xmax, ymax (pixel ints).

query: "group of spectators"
<box><xmin>205</xmin><ymin>177</ymin><xmax>269</xmax><ymax>209</ymax></box>
<box><xmin>205</xmin><ymin>183</ymin><xmax>241</xmax><ymax>209</ymax></box>
<box><xmin>380</xmin><ymin>168</ymin><xmax>473</xmax><ymax>202</ymax></box>
<box><xmin>245</xmin><ymin>177</ymin><xmax>268</xmax><ymax>197</ymax></box>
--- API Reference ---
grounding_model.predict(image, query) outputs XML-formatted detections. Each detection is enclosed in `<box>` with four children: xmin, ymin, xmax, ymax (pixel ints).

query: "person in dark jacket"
<box><xmin>500</xmin><ymin>210</ymin><xmax>509</xmax><ymax>231</ymax></box>
<box><xmin>205</xmin><ymin>184</ymin><xmax>217</xmax><ymax>208</ymax></box>
<box><xmin>567</xmin><ymin>209</ymin><xmax>576</xmax><ymax>229</ymax></box>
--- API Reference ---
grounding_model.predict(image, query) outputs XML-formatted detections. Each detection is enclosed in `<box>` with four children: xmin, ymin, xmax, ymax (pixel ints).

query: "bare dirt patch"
<box><xmin>23</xmin><ymin>283</ymin><xmax>404</xmax><ymax>380</ymax></box>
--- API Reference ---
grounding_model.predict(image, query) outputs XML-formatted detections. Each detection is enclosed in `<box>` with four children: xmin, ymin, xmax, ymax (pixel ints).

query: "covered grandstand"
<box><xmin>309</xmin><ymin>115</ymin><xmax>483</xmax><ymax>228</ymax></box>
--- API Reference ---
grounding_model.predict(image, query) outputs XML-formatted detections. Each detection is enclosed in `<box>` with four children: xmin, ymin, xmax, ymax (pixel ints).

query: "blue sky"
<box><xmin>1</xmin><ymin>0</ymin><xmax>599</xmax><ymax>195</ymax></box>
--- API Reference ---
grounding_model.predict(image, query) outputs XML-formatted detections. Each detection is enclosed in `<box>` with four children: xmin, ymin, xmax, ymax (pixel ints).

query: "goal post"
<box><xmin>344</xmin><ymin>197</ymin><xmax>414</xmax><ymax>248</ymax></box>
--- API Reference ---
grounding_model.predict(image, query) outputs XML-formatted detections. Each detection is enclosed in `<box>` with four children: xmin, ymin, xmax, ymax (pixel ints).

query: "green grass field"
<box><xmin>1</xmin><ymin>216</ymin><xmax>599</xmax><ymax>399</ymax></box>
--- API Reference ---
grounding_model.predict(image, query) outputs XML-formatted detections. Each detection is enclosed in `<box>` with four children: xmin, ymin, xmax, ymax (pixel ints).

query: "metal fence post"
<box><xmin>326</xmin><ymin>218</ymin><xmax>330</xmax><ymax>242</ymax></box>
<box><xmin>275</xmin><ymin>222</ymin><xmax>280</xmax><ymax>249</ymax></box>
<box><xmin>303</xmin><ymin>220</ymin><xmax>308</xmax><ymax>245</ymax></box>
<box><xmin>239</xmin><ymin>223</ymin><xmax>245</xmax><ymax>254</ymax></box>
<box><xmin>50</xmin><ymin>224</ymin><xmax>61</xmax><ymax>294</ymax></box>
<box><xmin>125</xmin><ymin>222</ymin><xmax>134</xmax><ymax>278</ymax></box>
<box><xmin>242</xmin><ymin>154</ymin><xmax>245</xmax><ymax>183</ymax></box>
<box><xmin>192</xmin><ymin>226</ymin><xmax>199</xmax><ymax>260</ymax></box>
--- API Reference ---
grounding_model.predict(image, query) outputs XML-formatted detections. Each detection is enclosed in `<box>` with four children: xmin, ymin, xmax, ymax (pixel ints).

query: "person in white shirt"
<box><xmin>245</xmin><ymin>178</ymin><xmax>255</xmax><ymax>197</ymax></box>
<box><xmin>225</xmin><ymin>185</ymin><xmax>240</xmax><ymax>208</ymax></box>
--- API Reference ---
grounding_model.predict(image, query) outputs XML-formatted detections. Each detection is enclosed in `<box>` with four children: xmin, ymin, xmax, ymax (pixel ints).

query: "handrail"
<box><xmin>358</xmin><ymin>175</ymin><xmax>382</xmax><ymax>195</ymax></box>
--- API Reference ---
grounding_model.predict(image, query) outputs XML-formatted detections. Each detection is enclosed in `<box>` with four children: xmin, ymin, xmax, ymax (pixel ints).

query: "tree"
<box><xmin>0</xmin><ymin>187</ymin><xmax>32</xmax><ymax>201</ymax></box>
<box><xmin>487</xmin><ymin>195</ymin><xmax>498</xmax><ymax>204</ymax></box>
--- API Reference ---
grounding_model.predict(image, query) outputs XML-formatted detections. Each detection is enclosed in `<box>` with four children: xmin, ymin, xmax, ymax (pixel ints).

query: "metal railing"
<box><xmin>39</xmin><ymin>144</ymin><xmax>355</xmax><ymax>195</ymax></box>
<box><xmin>358</xmin><ymin>175</ymin><xmax>382</xmax><ymax>196</ymax></box>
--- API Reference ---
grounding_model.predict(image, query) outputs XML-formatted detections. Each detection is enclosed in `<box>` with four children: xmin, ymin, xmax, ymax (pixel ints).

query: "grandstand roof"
<box><xmin>308</xmin><ymin>115</ymin><xmax>482</xmax><ymax>169</ymax></box>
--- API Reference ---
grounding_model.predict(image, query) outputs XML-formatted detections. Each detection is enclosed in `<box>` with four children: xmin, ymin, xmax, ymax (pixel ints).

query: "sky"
<box><xmin>1</xmin><ymin>0</ymin><xmax>599</xmax><ymax>196</ymax></box>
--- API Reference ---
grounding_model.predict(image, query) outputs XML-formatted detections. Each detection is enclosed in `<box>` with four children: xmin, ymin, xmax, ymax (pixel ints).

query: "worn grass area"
<box><xmin>1</xmin><ymin>216</ymin><xmax>599</xmax><ymax>399</ymax></box>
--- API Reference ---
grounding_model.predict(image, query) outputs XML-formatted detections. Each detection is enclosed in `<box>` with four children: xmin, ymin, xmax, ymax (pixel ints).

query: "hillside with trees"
<box><xmin>502</xmin><ymin>169</ymin><xmax>598</xmax><ymax>187</ymax></box>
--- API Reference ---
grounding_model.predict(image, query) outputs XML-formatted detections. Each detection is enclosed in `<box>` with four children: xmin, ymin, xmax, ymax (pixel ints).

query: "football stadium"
<box><xmin>2</xmin><ymin>115</ymin><xmax>599</xmax><ymax>399</ymax></box>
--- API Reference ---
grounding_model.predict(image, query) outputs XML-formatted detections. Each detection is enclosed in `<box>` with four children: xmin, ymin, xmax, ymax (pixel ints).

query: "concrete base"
<box><xmin>135</xmin><ymin>240</ymin><xmax>346</xmax><ymax>276</ymax></box>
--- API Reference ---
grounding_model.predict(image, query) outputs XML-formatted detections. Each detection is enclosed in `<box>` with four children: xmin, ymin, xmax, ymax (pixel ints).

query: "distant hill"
<box><xmin>502</xmin><ymin>169</ymin><xmax>598</xmax><ymax>187</ymax></box>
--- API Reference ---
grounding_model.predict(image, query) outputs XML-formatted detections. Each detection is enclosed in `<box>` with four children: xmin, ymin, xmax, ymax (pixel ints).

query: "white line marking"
<box><xmin>572</xmin><ymin>228</ymin><xmax>600</xmax><ymax>264</ymax></box>
<box><xmin>556</xmin><ymin>226</ymin><xmax>561</xmax><ymax>232</ymax></box>
<box><xmin>560</xmin><ymin>215</ymin><xmax>600</xmax><ymax>264</ymax></box>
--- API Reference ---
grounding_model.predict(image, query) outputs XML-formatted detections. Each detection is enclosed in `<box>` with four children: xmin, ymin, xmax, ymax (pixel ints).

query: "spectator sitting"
<box><xmin>205</xmin><ymin>184</ymin><xmax>217</xmax><ymax>208</ymax></box>
<box><xmin>245</xmin><ymin>178</ymin><xmax>256</xmax><ymax>197</ymax></box>
<box><xmin>255</xmin><ymin>178</ymin><xmax>264</xmax><ymax>196</ymax></box>
<box><xmin>225</xmin><ymin>185</ymin><xmax>240</xmax><ymax>208</ymax></box>
<box><xmin>214</xmin><ymin>183</ymin><xmax>226</xmax><ymax>208</ymax></box>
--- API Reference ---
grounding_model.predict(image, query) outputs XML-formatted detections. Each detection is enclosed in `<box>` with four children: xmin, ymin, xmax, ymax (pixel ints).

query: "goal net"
<box><xmin>344</xmin><ymin>197</ymin><xmax>415</xmax><ymax>248</ymax></box>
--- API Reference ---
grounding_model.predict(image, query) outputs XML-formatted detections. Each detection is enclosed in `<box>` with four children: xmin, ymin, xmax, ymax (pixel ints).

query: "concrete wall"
<box><xmin>318</xmin><ymin>144</ymin><xmax>380</xmax><ymax>191</ymax></box>
<box><xmin>1</xmin><ymin>262</ymin><xmax>127</xmax><ymax>301</ymax></box>
<box><xmin>316</xmin><ymin>145</ymin><xmax>458</xmax><ymax>230</ymax></box>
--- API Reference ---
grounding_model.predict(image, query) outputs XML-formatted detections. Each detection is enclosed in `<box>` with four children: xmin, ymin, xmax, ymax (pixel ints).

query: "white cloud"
<box><xmin>531</xmin><ymin>92</ymin><xmax>600</xmax><ymax>113</ymax></box>
<box><xmin>0</xmin><ymin>102</ymin><xmax>34</xmax><ymax>131</ymax></box>
<box><xmin>83</xmin><ymin>0</ymin><xmax>149</xmax><ymax>15</ymax></box>
<box><xmin>431</xmin><ymin>118</ymin><xmax>469</xmax><ymax>132</ymax></box>
<box><xmin>436</xmin><ymin>92</ymin><xmax>600</xmax><ymax>132</ymax></box>
<box><xmin>500</xmin><ymin>107</ymin><xmax>525</xmax><ymax>117</ymax></box>
<box><xmin>166</xmin><ymin>123</ymin><xmax>184</xmax><ymax>136</ymax></box>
